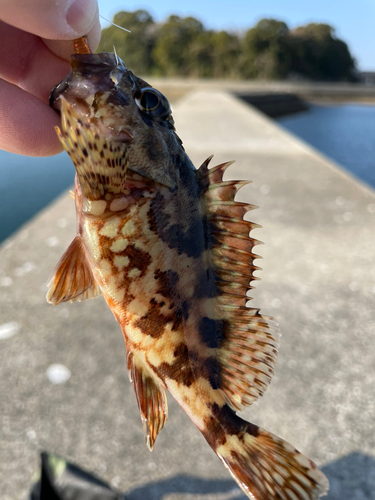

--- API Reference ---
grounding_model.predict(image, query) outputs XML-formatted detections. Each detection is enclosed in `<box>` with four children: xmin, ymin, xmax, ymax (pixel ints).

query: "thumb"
<box><xmin>0</xmin><ymin>0</ymin><xmax>99</xmax><ymax>40</ymax></box>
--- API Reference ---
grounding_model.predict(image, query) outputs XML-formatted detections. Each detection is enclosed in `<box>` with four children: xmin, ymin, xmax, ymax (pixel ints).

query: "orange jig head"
<box><xmin>73</xmin><ymin>36</ymin><xmax>92</xmax><ymax>55</ymax></box>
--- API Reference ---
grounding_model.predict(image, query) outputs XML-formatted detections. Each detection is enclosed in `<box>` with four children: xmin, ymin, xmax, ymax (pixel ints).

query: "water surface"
<box><xmin>0</xmin><ymin>151</ymin><xmax>74</xmax><ymax>242</ymax></box>
<box><xmin>278</xmin><ymin>103</ymin><xmax>375</xmax><ymax>189</ymax></box>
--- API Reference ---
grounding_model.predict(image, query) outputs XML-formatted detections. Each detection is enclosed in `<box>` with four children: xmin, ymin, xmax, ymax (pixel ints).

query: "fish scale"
<box><xmin>47</xmin><ymin>43</ymin><xmax>329</xmax><ymax>499</ymax></box>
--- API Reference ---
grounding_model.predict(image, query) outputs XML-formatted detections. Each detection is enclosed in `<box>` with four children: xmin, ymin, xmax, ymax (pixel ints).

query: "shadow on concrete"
<box><xmin>31</xmin><ymin>451</ymin><xmax>375</xmax><ymax>499</ymax></box>
<box><xmin>126</xmin><ymin>452</ymin><xmax>375</xmax><ymax>499</ymax></box>
<box><xmin>322</xmin><ymin>452</ymin><xmax>375</xmax><ymax>500</ymax></box>
<box><xmin>30</xmin><ymin>452</ymin><xmax>243</xmax><ymax>500</ymax></box>
<box><xmin>125</xmin><ymin>474</ymin><xmax>243</xmax><ymax>500</ymax></box>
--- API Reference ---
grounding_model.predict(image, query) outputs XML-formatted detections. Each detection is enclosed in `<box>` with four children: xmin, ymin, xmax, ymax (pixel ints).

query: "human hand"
<box><xmin>0</xmin><ymin>0</ymin><xmax>100</xmax><ymax>156</ymax></box>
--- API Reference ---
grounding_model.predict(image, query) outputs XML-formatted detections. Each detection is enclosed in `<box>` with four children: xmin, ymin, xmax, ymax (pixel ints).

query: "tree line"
<box><xmin>97</xmin><ymin>10</ymin><xmax>357</xmax><ymax>81</ymax></box>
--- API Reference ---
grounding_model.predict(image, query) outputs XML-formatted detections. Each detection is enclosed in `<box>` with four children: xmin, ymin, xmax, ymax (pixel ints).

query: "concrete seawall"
<box><xmin>1</xmin><ymin>91</ymin><xmax>374</xmax><ymax>499</ymax></box>
<box><xmin>150</xmin><ymin>78</ymin><xmax>375</xmax><ymax>105</ymax></box>
<box><xmin>232</xmin><ymin>92</ymin><xmax>309</xmax><ymax>117</ymax></box>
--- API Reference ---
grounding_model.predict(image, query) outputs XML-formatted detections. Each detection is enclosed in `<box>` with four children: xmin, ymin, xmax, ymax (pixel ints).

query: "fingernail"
<box><xmin>66</xmin><ymin>0</ymin><xmax>98</xmax><ymax>35</ymax></box>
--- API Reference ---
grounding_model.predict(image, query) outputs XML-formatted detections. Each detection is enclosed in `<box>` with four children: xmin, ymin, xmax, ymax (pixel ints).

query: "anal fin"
<box><xmin>128</xmin><ymin>353</ymin><xmax>168</xmax><ymax>451</ymax></box>
<box><xmin>46</xmin><ymin>235</ymin><xmax>101</xmax><ymax>305</ymax></box>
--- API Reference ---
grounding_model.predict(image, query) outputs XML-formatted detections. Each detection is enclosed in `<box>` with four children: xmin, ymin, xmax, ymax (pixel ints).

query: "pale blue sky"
<box><xmin>97</xmin><ymin>0</ymin><xmax>374</xmax><ymax>71</ymax></box>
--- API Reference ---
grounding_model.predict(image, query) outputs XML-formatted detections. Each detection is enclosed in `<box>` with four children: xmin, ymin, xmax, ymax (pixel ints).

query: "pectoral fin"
<box><xmin>128</xmin><ymin>353</ymin><xmax>168</xmax><ymax>451</ymax></box>
<box><xmin>46</xmin><ymin>235</ymin><xmax>101</xmax><ymax>305</ymax></box>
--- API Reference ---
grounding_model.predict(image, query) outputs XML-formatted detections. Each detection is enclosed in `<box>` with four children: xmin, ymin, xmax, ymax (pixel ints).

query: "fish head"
<box><xmin>50</xmin><ymin>52</ymin><xmax>186</xmax><ymax>189</ymax></box>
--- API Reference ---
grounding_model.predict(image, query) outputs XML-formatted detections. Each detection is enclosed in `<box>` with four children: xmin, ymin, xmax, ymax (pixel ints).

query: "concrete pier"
<box><xmin>150</xmin><ymin>79</ymin><xmax>375</xmax><ymax>105</ymax></box>
<box><xmin>1</xmin><ymin>91</ymin><xmax>374</xmax><ymax>499</ymax></box>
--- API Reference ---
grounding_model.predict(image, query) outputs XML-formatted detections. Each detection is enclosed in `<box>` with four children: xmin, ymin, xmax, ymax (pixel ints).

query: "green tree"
<box><xmin>290</xmin><ymin>23</ymin><xmax>356</xmax><ymax>80</ymax></box>
<box><xmin>152</xmin><ymin>15</ymin><xmax>205</xmax><ymax>76</ymax></box>
<box><xmin>97</xmin><ymin>10</ymin><xmax>156</xmax><ymax>75</ymax></box>
<box><xmin>97</xmin><ymin>11</ymin><xmax>357</xmax><ymax>81</ymax></box>
<box><xmin>188</xmin><ymin>30</ymin><xmax>215</xmax><ymax>78</ymax></box>
<box><xmin>240</xmin><ymin>19</ymin><xmax>293</xmax><ymax>79</ymax></box>
<box><xmin>211</xmin><ymin>31</ymin><xmax>241</xmax><ymax>78</ymax></box>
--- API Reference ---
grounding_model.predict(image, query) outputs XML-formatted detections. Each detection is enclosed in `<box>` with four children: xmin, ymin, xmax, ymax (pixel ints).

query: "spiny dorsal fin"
<box><xmin>56</xmin><ymin>98</ymin><xmax>128</xmax><ymax>200</ymax></box>
<box><xmin>128</xmin><ymin>352</ymin><xmax>168</xmax><ymax>451</ymax></box>
<box><xmin>198</xmin><ymin>157</ymin><xmax>280</xmax><ymax>411</ymax></box>
<box><xmin>46</xmin><ymin>235</ymin><xmax>101</xmax><ymax>305</ymax></box>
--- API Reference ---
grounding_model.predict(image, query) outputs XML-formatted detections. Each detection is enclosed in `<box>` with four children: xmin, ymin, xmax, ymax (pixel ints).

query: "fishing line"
<box><xmin>99</xmin><ymin>15</ymin><xmax>131</xmax><ymax>33</ymax></box>
<box><xmin>113</xmin><ymin>46</ymin><xmax>119</xmax><ymax>67</ymax></box>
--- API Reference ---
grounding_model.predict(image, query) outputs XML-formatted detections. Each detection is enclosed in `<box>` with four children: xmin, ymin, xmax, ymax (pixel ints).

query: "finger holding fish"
<box><xmin>0</xmin><ymin>0</ymin><xmax>100</xmax><ymax>155</ymax></box>
<box><xmin>0</xmin><ymin>0</ymin><xmax>100</xmax><ymax>42</ymax></box>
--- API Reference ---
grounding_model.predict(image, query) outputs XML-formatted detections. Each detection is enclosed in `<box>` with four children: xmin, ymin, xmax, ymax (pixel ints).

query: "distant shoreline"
<box><xmin>306</xmin><ymin>98</ymin><xmax>375</xmax><ymax>106</ymax></box>
<box><xmin>145</xmin><ymin>78</ymin><xmax>375</xmax><ymax>107</ymax></box>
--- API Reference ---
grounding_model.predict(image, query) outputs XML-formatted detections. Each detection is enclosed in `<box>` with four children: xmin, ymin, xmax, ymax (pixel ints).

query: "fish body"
<box><xmin>48</xmin><ymin>52</ymin><xmax>328</xmax><ymax>499</ymax></box>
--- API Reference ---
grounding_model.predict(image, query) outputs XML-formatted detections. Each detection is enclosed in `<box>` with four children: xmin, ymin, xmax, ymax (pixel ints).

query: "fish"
<box><xmin>47</xmin><ymin>42</ymin><xmax>329</xmax><ymax>499</ymax></box>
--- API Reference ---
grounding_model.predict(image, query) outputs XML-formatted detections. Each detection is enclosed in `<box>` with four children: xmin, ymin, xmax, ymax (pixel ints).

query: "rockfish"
<box><xmin>47</xmin><ymin>46</ymin><xmax>328</xmax><ymax>499</ymax></box>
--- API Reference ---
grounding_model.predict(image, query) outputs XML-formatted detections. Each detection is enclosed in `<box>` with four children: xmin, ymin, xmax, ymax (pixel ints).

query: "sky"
<box><xmin>97</xmin><ymin>0</ymin><xmax>375</xmax><ymax>71</ymax></box>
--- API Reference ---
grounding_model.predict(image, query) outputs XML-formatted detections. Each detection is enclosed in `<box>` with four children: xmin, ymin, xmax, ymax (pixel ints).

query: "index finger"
<box><xmin>0</xmin><ymin>0</ymin><xmax>100</xmax><ymax>41</ymax></box>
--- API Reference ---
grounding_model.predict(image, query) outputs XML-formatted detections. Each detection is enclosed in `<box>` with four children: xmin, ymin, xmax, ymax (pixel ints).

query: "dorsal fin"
<box><xmin>46</xmin><ymin>236</ymin><xmax>101</xmax><ymax>305</ymax></box>
<box><xmin>198</xmin><ymin>157</ymin><xmax>280</xmax><ymax>411</ymax></box>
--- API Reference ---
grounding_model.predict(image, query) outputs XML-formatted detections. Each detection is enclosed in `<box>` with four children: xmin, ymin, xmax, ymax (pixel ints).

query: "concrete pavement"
<box><xmin>1</xmin><ymin>90</ymin><xmax>374</xmax><ymax>499</ymax></box>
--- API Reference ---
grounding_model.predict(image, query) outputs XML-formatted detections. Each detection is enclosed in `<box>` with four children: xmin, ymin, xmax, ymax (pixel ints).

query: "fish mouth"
<box><xmin>49</xmin><ymin>53</ymin><xmax>129</xmax><ymax>112</ymax></box>
<box><xmin>50</xmin><ymin>52</ymin><xmax>134</xmax><ymax>144</ymax></box>
<box><xmin>51</xmin><ymin>51</ymin><xmax>176</xmax><ymax>189</ymax></box>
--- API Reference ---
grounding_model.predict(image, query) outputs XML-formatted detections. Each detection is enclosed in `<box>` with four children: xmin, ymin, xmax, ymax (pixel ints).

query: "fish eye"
<box><xmin>135</xmin><ymin>87</ymin><xmax>171</xmax><ymax>120</ymax></box>
<box><xmin>138</xmin><ymin>90</ymin><xmax>159</xmax><ymax>111</ymax></box>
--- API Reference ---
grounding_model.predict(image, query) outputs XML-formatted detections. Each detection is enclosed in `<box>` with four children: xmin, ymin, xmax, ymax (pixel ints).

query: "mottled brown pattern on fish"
<box><xmin>78</xmin><ymin>183</ymin><xmax>193</xmax><ymax>366</ymax></box>
<box><xmin>47</xmin><ymin>51</ymin><xmax>329</xmax><ymax>500</ymax></box>
<box><xmin>151</xmin><ymin>343</ymin><xmax>195</xmax><ymax>387</ymax></box>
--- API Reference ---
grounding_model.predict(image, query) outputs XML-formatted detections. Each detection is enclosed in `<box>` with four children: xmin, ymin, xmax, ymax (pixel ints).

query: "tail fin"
<box><xmin>205</xmin><ymin>405</ymin><xmax>328</xmax><ymax>499</ymax></box>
